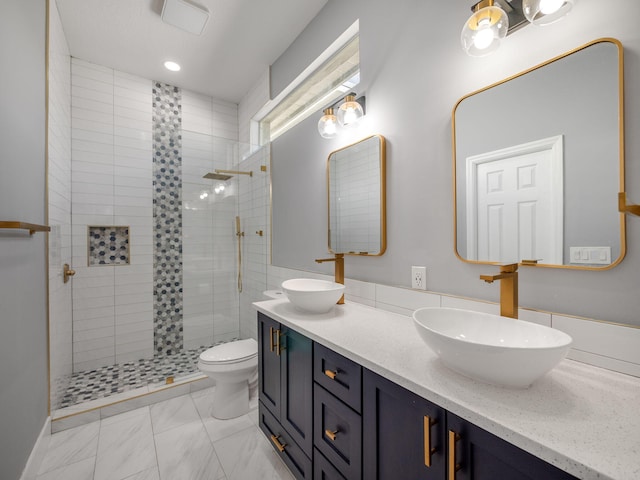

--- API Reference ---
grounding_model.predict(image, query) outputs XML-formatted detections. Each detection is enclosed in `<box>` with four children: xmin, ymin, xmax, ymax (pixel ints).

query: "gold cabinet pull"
<box><xmin>325</xmin><ymin>428</ymin><xmax>339</xmax><ymax>441</ymax></box>
<box><xmin>423</xmin><ymin>415</ymin><xmax>438</xmax><ymax>467</ymax></box>
<box><xmin>270</xmin><ymin>434</ymin><xmax>287</xmax><ymax>452</ymax></box>
<box><xmin>448</xmin><ymin>430</ymin><xmax>462</xmax><ymax>480</ymax></box>
<box><xmin>324</xmin><ymin>369</ymin><xmax>338</xmax><ymax>380</ymax></box>
<box><xmin>269</xmin><ymin>327</ymin><xmax>275</xmax><ymax>352</ymax></box>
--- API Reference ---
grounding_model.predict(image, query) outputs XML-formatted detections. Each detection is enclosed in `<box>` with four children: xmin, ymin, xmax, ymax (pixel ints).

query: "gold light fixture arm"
<box><xmin>619</xmin><ymin>192</ymin><xmax>640</xmax><ymax>216</ymax></box>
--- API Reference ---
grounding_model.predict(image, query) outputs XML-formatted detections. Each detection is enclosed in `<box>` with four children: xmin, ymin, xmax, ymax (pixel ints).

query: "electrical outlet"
<box><xmin>412</xmin><ymin>266</ymin><xmax>427</xmax><ymax>290</ymax></box>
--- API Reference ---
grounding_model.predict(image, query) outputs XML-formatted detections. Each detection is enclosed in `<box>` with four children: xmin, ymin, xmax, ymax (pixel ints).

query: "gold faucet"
<box><xmin>480</xmin><ymin>263</ymin><xmax>518</xmax><ymax>319</ymax></box>
<box><xmin>315</xmin><ymin>253</ymin><xmax>345</xmax><ymax>304</ymax></box>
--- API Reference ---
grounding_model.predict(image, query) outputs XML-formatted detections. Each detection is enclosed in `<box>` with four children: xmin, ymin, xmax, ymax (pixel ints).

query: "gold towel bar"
<box><xmin>0</xmin><ymin>221</ymin><xmax>51</xmax><ymax>235</ymax></box>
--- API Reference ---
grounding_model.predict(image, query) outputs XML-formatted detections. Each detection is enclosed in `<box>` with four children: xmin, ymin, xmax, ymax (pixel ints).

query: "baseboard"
<box><xmin>20</xmin><ymin>416</ymin><xmax>51</xmax><ymax>480</ymax></box>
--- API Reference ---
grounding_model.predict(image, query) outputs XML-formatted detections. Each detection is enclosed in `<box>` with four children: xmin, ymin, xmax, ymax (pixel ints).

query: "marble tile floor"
<box><xmin>38</xmin><ymin>387</ymin><xmax>294</xmax><ymax>480</ymax></box>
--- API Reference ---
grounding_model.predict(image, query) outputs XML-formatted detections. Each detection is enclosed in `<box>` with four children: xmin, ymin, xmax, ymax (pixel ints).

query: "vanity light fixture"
<box><xmin>337</xmin><ymin>94</ymin><xmax>365</xmax><ymax>127</ymax></box>
<box><xmin>317</xmin><ymin>93</ymin><xmax>366</xmax><ymax>139</ymax></box>
<box><xmin>461</xmin><ymin>0</ymin><xmax>509</xmax><ymax>57</ymax></box>
<box><xmin>318</xmin><ymin>107</ymin><xmax>339</xmax><ymax>139</ymax></box>
<box><xmin>523</xmin><ymin>0</ymin><xmax>575</xmax><ymax>26</ymax></box>
<box><xmin>461</xmin><ymin>0</ymin><xmax>577</xmax><ymax>56</ymax></box>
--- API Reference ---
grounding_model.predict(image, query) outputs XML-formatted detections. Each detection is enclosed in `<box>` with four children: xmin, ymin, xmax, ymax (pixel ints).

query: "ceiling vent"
<box><xmin>161</xmin><ymin>0</ymin><xmax>210</xmax><ymax>35</ymax></box>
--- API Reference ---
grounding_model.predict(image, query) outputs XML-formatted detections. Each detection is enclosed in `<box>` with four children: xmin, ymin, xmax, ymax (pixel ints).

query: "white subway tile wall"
<box><xmin>70</xmin><ymin>58</ymin><xmax>151</xmax><ymax>371</ymax></box>
<box><xmin>70</xmin><ymin>58</ymin><xmax>240</xmax><ymax>372</ymax></box>
<box><xmin>552</xmin><ymin>315</ymin><xmax>640</xmax><ymax>377</ymax></box>
<box><xmin>48</xmin><ymin>2</ymin><xmax>73</xmax><ymax>410</ymax></box>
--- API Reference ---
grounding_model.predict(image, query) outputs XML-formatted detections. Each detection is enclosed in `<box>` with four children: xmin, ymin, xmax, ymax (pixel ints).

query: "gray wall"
<box><xmin>0</xmin><ymin>1</ymin><xmax>49</xmax><ymax>479</ymax></box>
<box><xmin>271</xmin><ymin>0</ymin><xmax>640</xmax><ymax>326</ymax></box>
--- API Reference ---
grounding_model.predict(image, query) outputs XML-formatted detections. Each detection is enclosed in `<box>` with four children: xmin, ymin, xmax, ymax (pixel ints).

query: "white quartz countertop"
<box><xmin>254</xmin><ymin>298</ymin><xmax>640</xmax><ymax>480</ymax></box>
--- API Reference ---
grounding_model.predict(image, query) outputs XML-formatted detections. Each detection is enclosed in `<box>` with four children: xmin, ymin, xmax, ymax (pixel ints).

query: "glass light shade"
<box><xmin>461</xmin><ymin>5</ymin><xmax>509</xmax><ymax>57</ymax></box>
<box><xmin>523</xmin><ymin>0</ymin><xmax>575</xmax><ymax>26</ymax></box>
<box><xmin>337</xmin><ymin>96</ymin><xmax>364</xmax><ymax>127</ymax></box>
<box><xmin>318</xmin><ymin>108</ymin><xmax>338</xmax><ymax>138</ymax></box>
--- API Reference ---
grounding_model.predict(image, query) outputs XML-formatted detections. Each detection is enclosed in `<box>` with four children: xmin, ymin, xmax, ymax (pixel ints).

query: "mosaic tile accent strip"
<box><xmin>152</xmin><ymin>82</ymin><xmax>183</xmax><ymax>356</ymax></box>
<box><xmin>58</xmin><ymin>342</ymin><xmax>236</xmax><ymax>409</ymax></box>
<box><xmin>88</xmin><ymin>226</ymin><xmax>130</xmax><ymax>266</ymax></box>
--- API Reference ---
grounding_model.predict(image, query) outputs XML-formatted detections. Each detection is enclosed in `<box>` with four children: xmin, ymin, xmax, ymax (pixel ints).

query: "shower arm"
<box><xmin>217</xmin><ymin>169</ymin><xmax>253</xmax><ymax>177</ymax></box>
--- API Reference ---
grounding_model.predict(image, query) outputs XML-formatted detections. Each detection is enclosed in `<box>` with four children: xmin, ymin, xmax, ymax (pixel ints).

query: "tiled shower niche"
<box><xmin>88</xmin><ymin>226</ymin><xmax>130</xmax><ymax>266</ymax></box>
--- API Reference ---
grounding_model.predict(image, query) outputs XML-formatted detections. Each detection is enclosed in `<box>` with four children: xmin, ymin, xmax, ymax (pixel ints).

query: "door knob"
<box><xmin>63</xmin><ymin>263</ymin><xmax>75</xmax><ymax>284</ymax></box>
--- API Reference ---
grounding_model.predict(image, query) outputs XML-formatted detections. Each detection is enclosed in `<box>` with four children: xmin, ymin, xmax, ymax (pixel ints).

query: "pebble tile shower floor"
<box><xmin>59</xmin><ymin>342</ymin><xmax>235</xmax><ymax>409</ymax></box>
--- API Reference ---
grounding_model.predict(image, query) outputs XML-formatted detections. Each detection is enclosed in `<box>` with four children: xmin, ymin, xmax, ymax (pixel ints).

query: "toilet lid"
<box><xmin>199</xmin><ymin>338</ymin><xmax>257</xmax><ymax>364</ymax></box>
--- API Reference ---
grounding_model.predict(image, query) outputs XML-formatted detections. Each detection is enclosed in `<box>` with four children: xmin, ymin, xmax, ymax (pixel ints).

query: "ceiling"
<box><xmin>55</xmin><ymin>0</ymin><xmax>328</xmax><ymax>104</ymax></box>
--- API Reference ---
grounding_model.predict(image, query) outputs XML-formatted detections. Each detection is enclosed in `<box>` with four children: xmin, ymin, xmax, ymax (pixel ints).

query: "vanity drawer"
<box><xmin>314</xmin><ymin>342</ymin><xmax>362</xmax><ymax>413</ymax></box>
<box><xmin>314</xmin><ymin>448</ymin><xmax>347</xmax><ymax>480</ymax></box>
<box><xmin>259</xmin><ymin>401</ymin><xmax>312</xmax><ymax>480</ymax></box>
<box><xmin>313</xmin><ymin>385</ymin><xmax>362</xmax><ymax>480</ymax></box>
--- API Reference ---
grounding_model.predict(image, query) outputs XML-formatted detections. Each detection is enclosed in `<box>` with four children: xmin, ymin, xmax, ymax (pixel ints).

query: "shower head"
<box><xmin>203</xmin><ymin>172</ymin><xmax>233</xmax><ymax>181</ymax></box>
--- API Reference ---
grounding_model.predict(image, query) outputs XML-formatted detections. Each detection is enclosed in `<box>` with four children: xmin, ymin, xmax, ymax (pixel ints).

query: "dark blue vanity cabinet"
<box><xmin>258</xmin><ymin>313</ymin><xmax>578</xmax><ymax>480</ymax></box>
<box><xmin>363</xmin><ymin>369</ymin><xmax>446</xmax><ymax>479</ymax></box>
<box><xmin>258</xmin><ymin>312</ymin><xmax>313</xmax><ymax>479</ymax></box>
<box><xmin>313</xmin><ymin>343</ymin><xmax>363</xmax><ymax>480</ymax></box>
<box><xmin>446</xmin><ymin>412</ymin><xmax>577</xmax><ymax>480</ymax></box>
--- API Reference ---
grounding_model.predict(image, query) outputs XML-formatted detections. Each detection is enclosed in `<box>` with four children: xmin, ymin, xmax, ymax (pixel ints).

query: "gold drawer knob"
<box><xmin>325</xmin><ymin>428</ymin><xmax>339</xmax><ymax>441</ymax></box>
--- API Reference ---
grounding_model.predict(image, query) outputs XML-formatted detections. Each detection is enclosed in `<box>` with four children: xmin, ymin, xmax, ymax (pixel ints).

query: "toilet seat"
<box><xmin>199</xmin><ymin>338</ymin><xmax>257</xmax><ymax>365</ymax></box>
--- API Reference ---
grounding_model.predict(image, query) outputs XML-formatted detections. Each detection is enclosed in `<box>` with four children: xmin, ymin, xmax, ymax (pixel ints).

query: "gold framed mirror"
<box><xmin>327</xmin><ymin>134</ymin><xmax>387</xmax><ymax>256</ymax></box>
<box><xmin>452</xmin><ymin>38</ymin><xmax>625</xmax><ymax>270</ymax></box>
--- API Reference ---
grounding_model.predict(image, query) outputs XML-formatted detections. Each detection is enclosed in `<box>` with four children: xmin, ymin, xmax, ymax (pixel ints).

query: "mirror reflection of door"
<box><xmin>466</xmin><ymin>136</ymin><xmax>564</xmax><ymax>264</ymax></box>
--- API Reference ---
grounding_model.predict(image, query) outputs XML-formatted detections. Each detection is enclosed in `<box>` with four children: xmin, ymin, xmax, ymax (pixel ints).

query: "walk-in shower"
<box><xmin>52</xmin><ymin>132</ymin><xmax>269</xmax><ymax>414</ymax></box>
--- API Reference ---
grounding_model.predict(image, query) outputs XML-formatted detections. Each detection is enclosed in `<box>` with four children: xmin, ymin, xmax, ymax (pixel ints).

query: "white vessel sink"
<box><xmin>281</xmin><ymin>278</ymin><xmax>345</xmax><ymax>314</ymax></box>
<box><xmin>412</xmin><ymin>307</ymin><xmax>572</xmax><ymax>388</ymax></box>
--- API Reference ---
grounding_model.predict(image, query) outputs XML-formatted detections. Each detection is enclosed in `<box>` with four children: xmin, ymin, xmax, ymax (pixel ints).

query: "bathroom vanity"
<box><xmin>255</xmin><ymin>299</ymin><xmax>640</xmax><ymax>480</ymax></box>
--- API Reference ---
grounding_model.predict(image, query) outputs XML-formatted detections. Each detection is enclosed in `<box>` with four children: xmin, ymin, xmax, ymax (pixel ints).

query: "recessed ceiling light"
<box><xmin>164</xmin><ymin>61</ymin><xmax>181</xmax><ymax>72</ymax></box>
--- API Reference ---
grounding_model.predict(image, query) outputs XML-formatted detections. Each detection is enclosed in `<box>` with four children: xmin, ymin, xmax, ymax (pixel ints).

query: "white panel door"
<box><xmin>466</xmin><ymin>136</ymin><xmax>563</xmax><ymax>264</ymax></box>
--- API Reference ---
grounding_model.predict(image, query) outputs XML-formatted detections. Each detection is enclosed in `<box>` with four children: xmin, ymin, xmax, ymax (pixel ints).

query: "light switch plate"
<box><xmin>569</xmin><ymin>246</ymin><xmax>612</xmax><ymax>265</ymax></box>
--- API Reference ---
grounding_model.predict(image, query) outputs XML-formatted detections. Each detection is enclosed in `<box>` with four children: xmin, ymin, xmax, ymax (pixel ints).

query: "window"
<box><xmin>259</xmin><ymin>32</ymin><xmax>360</xmax><ymax>143</ymax></box>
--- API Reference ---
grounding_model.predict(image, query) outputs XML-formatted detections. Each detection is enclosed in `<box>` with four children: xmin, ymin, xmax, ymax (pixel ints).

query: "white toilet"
<box><xmin>197</xmin><ymin>338</ymin><xmax>258</xmax><ymax>419</ymax></box>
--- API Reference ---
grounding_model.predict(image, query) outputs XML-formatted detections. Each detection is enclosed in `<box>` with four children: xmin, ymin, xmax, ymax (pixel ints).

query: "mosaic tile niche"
<box><xmin>88</xmin><ymin>226</ymin><xmax>130</xmax><ymax>266</ymax></box>
<box><xmin>152</xmin><ymin>82</ymin><xmax>184</xmax><ymax>356</ymax></box>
